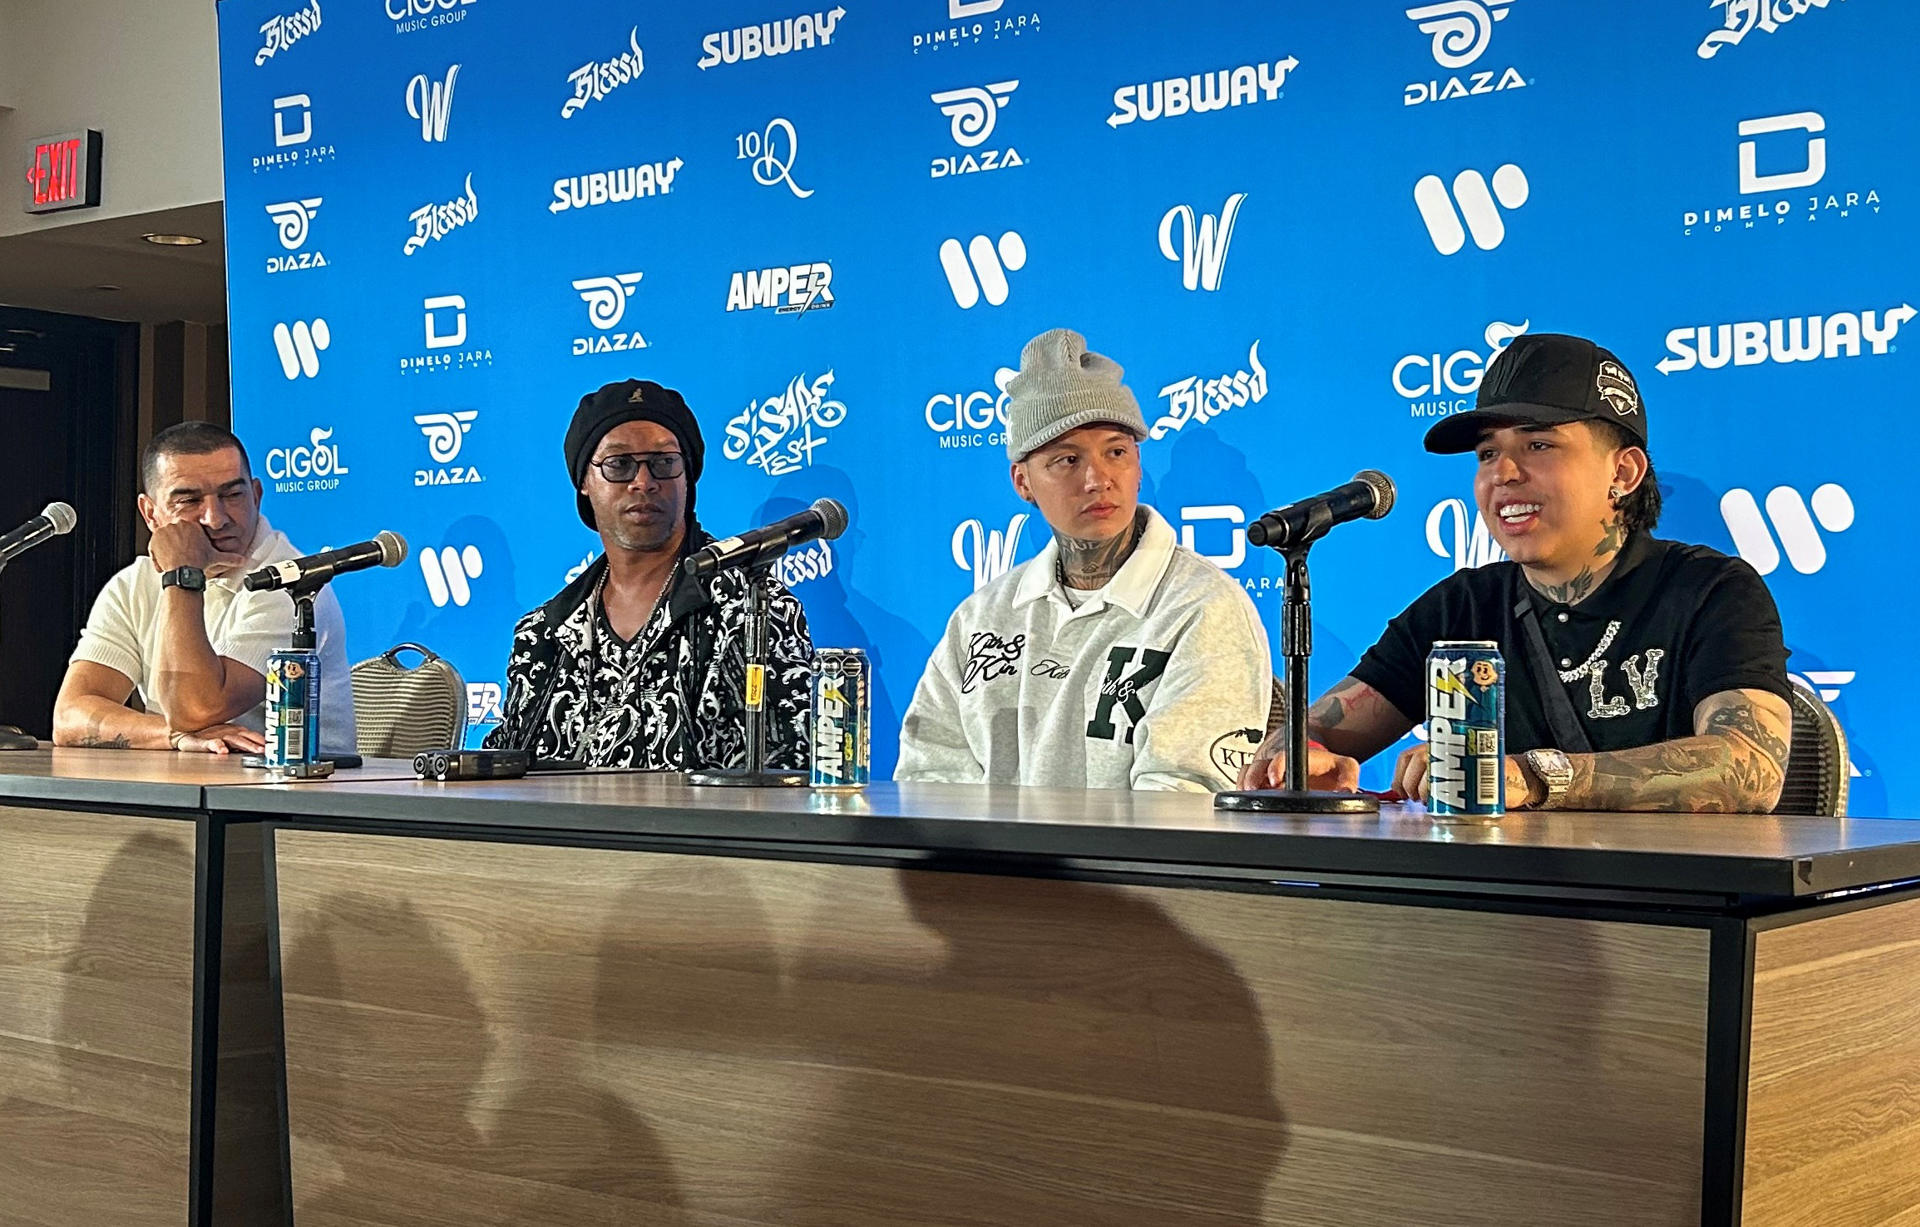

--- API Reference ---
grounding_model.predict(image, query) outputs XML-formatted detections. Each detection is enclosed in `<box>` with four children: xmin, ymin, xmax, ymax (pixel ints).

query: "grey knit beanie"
<box><xmin>1004</xmin><ymin>329</ymin><xmax>1148</xmax><ymax>460</ymax></box>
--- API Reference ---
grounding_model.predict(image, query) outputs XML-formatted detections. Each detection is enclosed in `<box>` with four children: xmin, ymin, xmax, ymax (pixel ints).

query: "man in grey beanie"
<box><xmin>895</xmin><ymin>329</ymin><xmax>1272</xmax><ymax>791</ymax></box>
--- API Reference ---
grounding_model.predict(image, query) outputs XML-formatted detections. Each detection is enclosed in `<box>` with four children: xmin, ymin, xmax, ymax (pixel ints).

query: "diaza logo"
<box><xmin>699</xmin><ymin>8</ymin><xmax>845</xmax><ymax>69</ymax></box>
<box><xmin>563</xmin><ymin>27</ymin><xmax>644</xmax><ymax>118</ymax></box>
<box><xmin>1720</xmin><ymin>483</ymin><xmax>1853</xmax><ymax>576</ymax></box>
<box><xmin>1150</xmin><ymin>340</ymin><xmax>1268</xmax><ymax>439</ymax></box>
<box><xmin>738</xmin><ymin>118</ymin><xmax>814</xmax><ymax>199</ymax></box>
<box><xmin>403</xmin><ymin>296</ymin><xmax>492</xmax><ymax>375</ymax></box>
<box><xmin>727</xmin><ymin>263</ymin><xmax>833</xmax><ymax>315</ymax></box>
<box><xmin>940</xmin><ymin>231</ymin><xmax>1026</xmax><ymax>309</ymax></box>
<box><xmin>572</xmin><ymin>273</ymin><xmax>646</xmax><ymax>354</ymax></box>
<box><xmin>1107</xmin><ymin>57</ymin><xmax>1297</xmax><ymax>129</ymax></box>
<box><xmin>1427</xmin><ymin>497</ymin><xmax>1507</xmax><ymax>571</ymax></box>
<box><xmin>1656</xmin><ymin>304</ymin><xmax>1915</xmax><ymax>375</ymax></box>
<box><xmin>1683</xmin><ymin>111</ymin><xmax>1881</xmax><ymax>237</ymax></box>
<box><xmin>387</xmin><ymin>0</ymin><xmax>477</xmax><ymax>35</ymax></box>
<box><xmin>265</xmin><ymin>425</ymin><xmax>349</xmax><ymax>492</ymax></box>
<box><xmin>404</xmin><ymin>172</ymin><xmax>478</xmax><ymax>255</ymax></box>
<box><xmin>271</xmin><ymin>318</ymin><xmax>329</xmax><ymax>380</ymax></box>
<box><xmin>1159</xmin><ymin>192</ymin><xmax>1245</xmax><ymax>292</ymax></box>
<box><xmin>421</xmin><ymin>543</ymin><xmax>484</xmax><ymax>609</ymax></box>
<box><xmin>264</xmin><ymin>198</ymin><xmax>326</xmax><ymax>273</ymax></box>
<box><xmin>929</xmin><ymin>79</ymin><xmax>1024</xmax><ymax>178</ymax></box>
<box><xmin>722</xmin><ymin>371</ymin><xmax>848</xmax><ymax>475</ymax></box>
<box><xmin>549</xmin><ymin>158</ymin><xmax>683</xmax><ymax>213</ymax></box>
<box><xmin>413</xmin><ymin>410</ymin><xmax>482</xmax><ymax>486</ymax></box>
<box><xmin>952</xmin><ymin>513</ymin><xmax>1028</xmax><ymax>590</ymax></box>
<box><xmin>256</xmin><ymin>0</ymin><xmax>321</xmax><ymax>66</ymax></box>
<box><xmin>1698</xmin><ymin>0</ymin><xmax>1840</xmax><ymax>59</ymax></box>
<box><xmin>1394</xmin><ymin>318</ymin><xmax>1530</xmax><ymax>418</ymax></box>
<box><xmin>925</xmin><ymin>365</ymin><xmax>1017</xmax><ymax>449</ymax></box>
<box><xmin>1414</xmin><ymin>163</ymin><xmax>1529</xmax><ymax>254</ymax></box>
<box><xmin>913</xmin><ymin>0</ymin><xmax>1038</xmax><ymax>54</ymax></box>
<box><xmin>1403</xmin><ymin>0</ymin><xmax>1527</xmax><ymax>106</ymax></box>
<box><xmin>406</xmin><ymin>64</ymin><xmax>459</xmax><ymax>142</ymax></box>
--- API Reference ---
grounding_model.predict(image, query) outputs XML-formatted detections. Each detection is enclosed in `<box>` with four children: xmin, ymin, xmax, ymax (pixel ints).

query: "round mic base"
<box><xmin>1212</xmin><ymin>789</ymin><xmax>1381</xmax><ymax>815</ymax></box>
<box><xmin>688</xmin><ymin>768</ymin><xmax>810</xmax><ymax>788</ymax></box>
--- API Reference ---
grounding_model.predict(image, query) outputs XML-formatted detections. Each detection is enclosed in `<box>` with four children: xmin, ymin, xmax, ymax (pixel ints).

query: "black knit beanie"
<box><xmin>563</xmin><ymin>378</ymin><xmax>704</xmax><ymax>530</ymax></box>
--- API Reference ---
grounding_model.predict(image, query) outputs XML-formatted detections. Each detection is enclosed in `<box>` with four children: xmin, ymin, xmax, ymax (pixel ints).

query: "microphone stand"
<box><xmin>689</xmin><ymin>557</ymin><xmax>808</xmax><ymax>788</ymax></box>
<box><xmin>1215</xmin><ymin>526</ymin><xmax>1379</xmax><ymax>816</ymax></box>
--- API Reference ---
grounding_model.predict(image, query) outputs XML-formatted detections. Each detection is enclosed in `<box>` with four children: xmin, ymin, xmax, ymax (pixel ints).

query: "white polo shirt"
<box><xmin>70</xmin><ymin>515</ymin><xmax>357</xmax><ymax>754</ymax></box>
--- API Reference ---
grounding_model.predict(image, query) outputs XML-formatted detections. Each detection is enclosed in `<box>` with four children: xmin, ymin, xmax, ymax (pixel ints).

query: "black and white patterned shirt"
<box><xmin>483</xmin><ymin>535</ymin><xmax>812</xmax><ymax>771</ymax></box>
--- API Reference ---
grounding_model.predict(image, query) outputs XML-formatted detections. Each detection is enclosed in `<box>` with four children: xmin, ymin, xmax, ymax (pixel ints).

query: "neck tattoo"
<box><xmin>1056</xmin><ymin>508</ymin><xmax>1145</xmax><ymax>591</ymax></box>
<box><xmin>1527</xmin><ymin>514</ymin><xmax>1627</xmax><ymax>607</ymax></box>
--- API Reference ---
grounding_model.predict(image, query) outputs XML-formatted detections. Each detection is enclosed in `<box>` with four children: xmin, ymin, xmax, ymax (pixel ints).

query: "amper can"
<box><xmin>264</xmin><ymin>647</ymin><xmax>322</xmax><ymax>769</ymax></box>
<box><xmin>1426</xmin><ymin>640</ymin><xmax>1505</xmax><ymax>818</ymax></box>
<box><xmin>811</xmin><ymin>648</ymin><xmax>871</xmax><ymax>791</ymax></box>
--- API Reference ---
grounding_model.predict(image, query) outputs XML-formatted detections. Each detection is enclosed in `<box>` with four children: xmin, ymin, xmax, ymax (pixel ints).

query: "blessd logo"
<box><xmin>1656</xmin><ymin>305</ymin><xmax>1915</xmax><ymax>375</ymax></box>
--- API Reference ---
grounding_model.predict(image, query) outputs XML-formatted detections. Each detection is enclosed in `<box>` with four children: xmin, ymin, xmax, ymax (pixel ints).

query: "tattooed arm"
<box><xmin>1239</xmin><ymin>674</ymin><xmax>1416</xmax><ymax>789</ymax></box>
<box><xmin>52</xmin><ymin>661</ymin><xmax>171</xmax><ymax>750</ymax></box>
<box><xmin>1529</xmin><ymin>688</ymin><xmax>1792</xmax><ymax>813</ymax></box>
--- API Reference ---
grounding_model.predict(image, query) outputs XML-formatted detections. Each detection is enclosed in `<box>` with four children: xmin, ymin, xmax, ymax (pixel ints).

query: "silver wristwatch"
<box><xmin>1523</xmin><ymin>748</ymin><xmax>1574</xmax><ymax>810</ymax></box>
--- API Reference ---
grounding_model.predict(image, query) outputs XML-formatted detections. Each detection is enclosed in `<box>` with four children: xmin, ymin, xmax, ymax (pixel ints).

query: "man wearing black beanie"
<box><xmin>483</xmin><ymin>378</ymin><xmax>813</xmax><ymax>769</ymax></box>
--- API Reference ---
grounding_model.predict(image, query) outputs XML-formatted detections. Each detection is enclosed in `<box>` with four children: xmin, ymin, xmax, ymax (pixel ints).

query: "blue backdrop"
<box><xmin>219</xmin><ymin>0</ymin><xmax>1911</xmax><ymax>808</ymax></box>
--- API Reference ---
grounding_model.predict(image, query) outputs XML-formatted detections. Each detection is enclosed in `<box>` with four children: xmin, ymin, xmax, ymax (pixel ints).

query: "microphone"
<box><xmin>243</xmin><ymin>531</ymin><xmax>409</xmax><ymax>592</ymax></box>
<box><xmin>685</xmin><ymin>498</ymin><xmax>848</xmax><ymax>580</ymax></box>
<box><xmin>0</xmin><ymin>501</ymin><xmax>77</xmax><ymax>565</ymax></box>
<box><xmin>1247</xmin><ymin>470</ymin><xmax>1396</xmax><ymax>549</ymax></box>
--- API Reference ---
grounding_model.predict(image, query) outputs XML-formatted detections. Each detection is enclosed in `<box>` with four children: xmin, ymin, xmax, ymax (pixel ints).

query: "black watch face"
<box><xmin>167</xmin><ymin>567</ymin><xmax>206</xmax><ymax>590</ymax></box>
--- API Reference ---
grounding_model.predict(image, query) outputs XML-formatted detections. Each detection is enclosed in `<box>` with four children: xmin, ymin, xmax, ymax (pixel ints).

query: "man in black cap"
<box><xmin>483</xmin><ymin>378</ymin><xmax>813</xmax><ymax>769</ymax></box>
<box><xmin>1241</xmin><ymin>333</ymin><xmax>1793</xmax><ymax>813</ymax></box>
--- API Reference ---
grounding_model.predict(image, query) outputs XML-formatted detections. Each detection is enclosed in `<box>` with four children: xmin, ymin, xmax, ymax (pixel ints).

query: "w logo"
<box><xmin>952</xmin><ymin>513</ymin><xmax>1028</xmax><ymax>590</ymax></box>
<box><xmin>1720</xmin><ymin>483</ymin><xmax>1854</xmax><ymax>576</ymax></box>
<box><xmin>421</xmin><ymin>544</ymin><xmax>484</xmax><ymax>609</ymax></box>
<box><xmin>1413</xmin><ymin>163</ymin><xmax>1529</xmax><ymax>254</ymax></box>
<box><xmin>1426</xmin><ymin>498</ymin><xmax>1507</xmax><ymax>571</ymax></box>
<box><xmin>271</xmin><ymin>318</ymin><xmax>329</xmax><ymax>380</ymax></box>
<box><xmin>1159</xmin><ymin>192</ymin><xmax>1246</xmax><ymax>292</ymax></box>
<box><xmin>407</xmin><ymin>65</ymin><xmax>460</xmax><ymax>143</ymax></box>
<box><xmin>939</xmin><ymin>231</ymin><xmax>1027</xmax><ymax>309</ymax></box>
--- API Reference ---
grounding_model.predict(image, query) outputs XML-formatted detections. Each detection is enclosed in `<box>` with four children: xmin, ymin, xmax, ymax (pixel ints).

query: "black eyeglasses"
<box><xmin>589</xmin><ymin>452</ymin><xmax>685</xmax><ymax>483</ymax></box>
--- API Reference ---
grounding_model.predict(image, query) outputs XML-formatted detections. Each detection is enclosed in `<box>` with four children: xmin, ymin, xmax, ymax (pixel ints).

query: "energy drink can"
<box><xmin>264</xmin><ymin>647</ymin><xmax>322</xmax><ymax>769</ymax></box>
<box><xmin>811</xmin><ymin>648</ymin><xmax>870</xmax><ymax>791</ymax></box>
<box><xmin>1426</xmin><ymin>640</ymin><xmax>1505</xmax><ymax>818</ymax></box>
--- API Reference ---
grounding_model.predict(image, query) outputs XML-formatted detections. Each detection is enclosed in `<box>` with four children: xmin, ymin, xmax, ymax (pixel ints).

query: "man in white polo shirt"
<box><xmin>52</xmin><ymin>422</ymin><xmax>356</xmax><ymax>755</ymax></box>
<box><xmin>895</xmin><ymin>328</ymin><xmax>1271</xmax><ymax>791</ymax></box>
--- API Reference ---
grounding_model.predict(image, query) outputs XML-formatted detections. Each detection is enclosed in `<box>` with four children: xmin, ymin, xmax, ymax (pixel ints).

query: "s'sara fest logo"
<box><xmin>264</xmin><ymin>198</ymin><xmax>326</xmax><ymax>274</ymax></box>
<box><xmin>562</xmin><ymin>27</ymin><xmax>644</xmax><ymax>119</ymax></box>
<box><xmin>929</xmin><ymin>80</ymin><xmax>1024</xmax><ymax>179</ymax></box>
<box><xmin>255</xmin><ymin>0</ymin><xmax>321</xmax><ymax>66</ymax></box>
<box><xmin>549</xmin><ymin>158</ymin><xmax>683</xmax><ymax>214</ymax></box>
<box><xmin>403</xmin><ymin>172</ymin><xmax>478</xmax><ymax>255</ymax></box>
<box><xmin>913</xmin><ymin>0</ymin><xmax>1040</xmax><ymax>54</ymax></box>
<box><xmin>571</xmin><ymin>273</ymin><xmax>646</xmax><ymax>355</ymax></box>
<box><xmin>1682</xmin><ymin>112</ymin><xmax>1882</xmax><ymax>238</ymax></box>
<box><xmin>1149</xmin><ymin>341</ymin><xmax>1269</xmax><ymax>440</ymax></box>
<box><xmin>402</xmin><ymin>294</ymin><xmax>494</xmax><ymax>375</ymax></box>
<box><xmin>698</xmin><ymin>8</ymin><xmax>845</xmax><ymax>70</ymax></box>
<box><xmin>1402</xmin><ymin>0</ymin><xmax>1528</xmax><ymax>107</ymax></box>
<box><xmin>387</xmin><ymin>0</ymin><xmax>477</xmax><ymax>35</ymax></box>
<box><xmin>252</xmin><ymin>94</ymin><xmax>335</xmax><ymax>172</ymax></box>
<box><xmin>1107</xmin><ymin>57</ymin><xmax>1298</xmax><ymax>129</ymax></box>
<box><xmin>723</xmin><ymin>371</ymin><xmax>849</xmax><ymax>476</ymax></box>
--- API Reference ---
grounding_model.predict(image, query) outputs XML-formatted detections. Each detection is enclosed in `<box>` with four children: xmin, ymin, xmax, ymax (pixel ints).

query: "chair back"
<box><xmin>1265</xmin><ymin>675</ymin><xmax>1286</xmax><ymax>740</ymax></box>
<box><xmin>350</xmin><ymin>643</ymin><xmax>468</xmax><ymax>758</ymax></box>
<box><xmin>1774</xmin><ymin>675</ymin><xmax>1849</xmax><ymax>817</ymax></box>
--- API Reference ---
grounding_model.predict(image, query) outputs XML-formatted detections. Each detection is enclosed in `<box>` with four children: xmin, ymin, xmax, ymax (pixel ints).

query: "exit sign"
<box><xmin>24</xmin><ymin>130</ymin><xmax>102</xmax><ymax>214</ymax></box>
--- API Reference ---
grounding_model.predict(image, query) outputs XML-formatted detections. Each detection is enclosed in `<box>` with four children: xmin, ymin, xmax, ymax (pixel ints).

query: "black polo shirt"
<box><xmin>1349</xmin><ymin>533</ymin><xmax>1790</xmax><ymax>755</ymax></box>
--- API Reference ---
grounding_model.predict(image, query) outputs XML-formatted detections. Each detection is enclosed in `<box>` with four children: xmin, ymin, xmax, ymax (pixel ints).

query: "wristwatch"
<box><xmin>1522</xmin><ymin>748</ymin><xmax>1574</xmax><ymax>810</ymax></box>
<box><xmin>160</xmin><ymin>566</ymin><xmax>207</xmax><ymax>592</ymax></box>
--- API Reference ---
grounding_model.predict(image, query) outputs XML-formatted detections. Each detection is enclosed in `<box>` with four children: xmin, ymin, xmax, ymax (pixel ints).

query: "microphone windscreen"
<box><xmin>811</xmin><ymin>498</ymin><xmax>849</xmax><ymax>540</ymax></box>
<box><xmin>375</xmin><ymin>530</ymin><xmax>410</xmax><ymax>567</ymax></box>
<box><xmin>43</xmin><ymin>502</ymin><xmax>77</xmax><ymax>535</ymax></box>
<box><xmin>1354</xmin><ymin>470</ymin><xmax>1396</xmax><ymax>520</ymax></box>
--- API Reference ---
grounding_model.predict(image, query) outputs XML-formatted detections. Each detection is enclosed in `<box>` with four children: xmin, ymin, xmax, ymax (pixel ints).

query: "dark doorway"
<box><xmin>0</xmin><ymin>307</ymin><xmax>138</xmax><ymax>737</ymax></box>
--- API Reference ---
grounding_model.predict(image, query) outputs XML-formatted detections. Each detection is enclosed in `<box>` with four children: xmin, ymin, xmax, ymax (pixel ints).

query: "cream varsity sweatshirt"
<box><xmin>896</xmin><ymin>507</ymin><xmax>1271</xmax><ymax>792</ymax></box>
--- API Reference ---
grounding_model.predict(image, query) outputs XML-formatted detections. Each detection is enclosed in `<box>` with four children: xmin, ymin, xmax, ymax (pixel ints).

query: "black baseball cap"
<box><xmin>1423</xmin><ymin>333</ymin><xmax>1648</xmax><ymax>455</ymax></box>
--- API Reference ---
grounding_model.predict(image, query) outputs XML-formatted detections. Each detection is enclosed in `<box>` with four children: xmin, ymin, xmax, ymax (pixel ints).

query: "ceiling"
<box><xmin>0</xmin><ymin>200</ymin><xmax>227</xmax><ymax>324</ymax></box>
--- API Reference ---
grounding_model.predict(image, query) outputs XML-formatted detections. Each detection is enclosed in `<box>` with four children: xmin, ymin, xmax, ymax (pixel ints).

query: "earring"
<box><xmin>1608</xmin><ymin>488</ymin><xmax>1622</xmax><ymax>503</ymax></box>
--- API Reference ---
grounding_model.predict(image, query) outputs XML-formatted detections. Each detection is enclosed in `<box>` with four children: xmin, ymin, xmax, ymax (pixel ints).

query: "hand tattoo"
<box><xmin>1056</xmin><ymin>507</ymin><xmax>1145</xmax><ymax>590</ymax></box>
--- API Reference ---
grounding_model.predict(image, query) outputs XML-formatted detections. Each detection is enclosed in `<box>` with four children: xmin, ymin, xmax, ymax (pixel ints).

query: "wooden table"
<box><xmin>206</xmin><ymin>774</ymin><xmax>1920</xmax><ymax>1227</ymax></box>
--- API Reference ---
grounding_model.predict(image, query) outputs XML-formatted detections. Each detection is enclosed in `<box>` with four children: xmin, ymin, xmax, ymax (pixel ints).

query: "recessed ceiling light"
<box><xmin>141</xmin><ymin>233</ymin><xmax>204</xmax><ymax>246</ymax></box>
<box><xmin>92</xmin><ymin>284</ymin><xmax>123</xmax><ymax>292</ymax></box>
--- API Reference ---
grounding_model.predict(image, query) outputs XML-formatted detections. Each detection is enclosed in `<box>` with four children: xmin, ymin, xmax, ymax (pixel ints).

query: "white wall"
<box><xmin>0</xmin><ymin>0</ymin><xmax>223</xmax><ymax>237</ymax></box>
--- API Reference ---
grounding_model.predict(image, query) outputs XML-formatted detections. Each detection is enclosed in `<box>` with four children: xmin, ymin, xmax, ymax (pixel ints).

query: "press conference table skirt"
<box><xmin>198</xmin><ymin>773</ymin><xmax>1920</xmax><ymax>1227</ymax></box>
